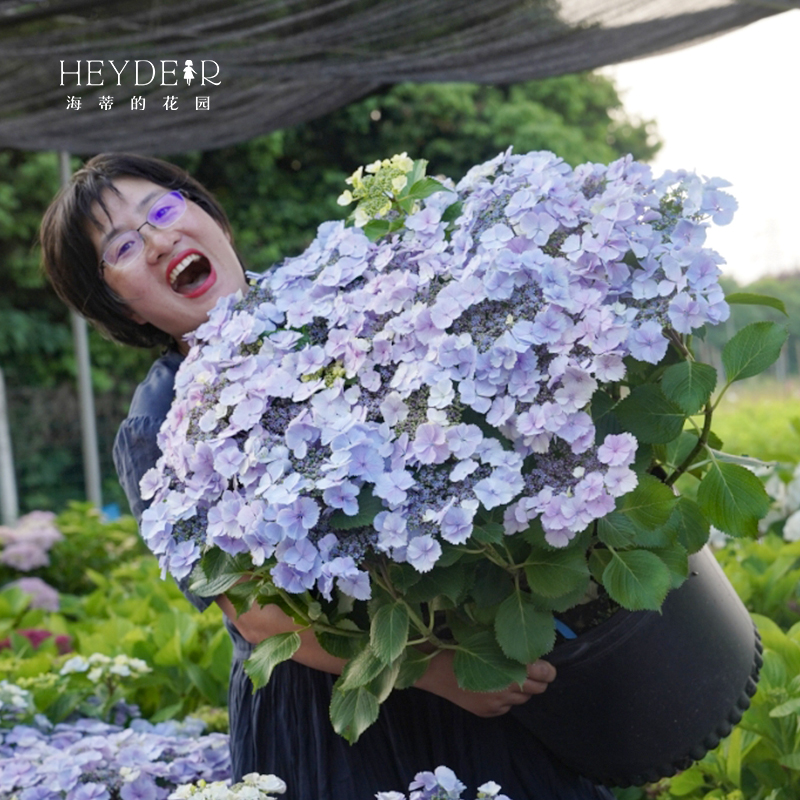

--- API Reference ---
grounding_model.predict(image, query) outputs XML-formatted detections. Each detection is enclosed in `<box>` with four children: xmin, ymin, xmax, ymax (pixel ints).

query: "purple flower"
<box><xmin>627</xmin><ymin>320</ymin><xmax>668</xmax><ymax>364</ymax></box>
<box><xmin>9</xmin><ymin>577</ymin><xmax>60</xmax><ymax>611</ymax></box>
<box><xmin>276</xmin><ymin>498</ymin><xmax>320</xmax><ymax>540</ymax></box>
<box><xmin>406</xmin><ymin>535</ymin><xmax>442</xmax><ymax>573</ymax></box>
<box><xmin>374</xmin><ymin>470</ymin><xmax>415</xmax><ymax>506</ymax></box>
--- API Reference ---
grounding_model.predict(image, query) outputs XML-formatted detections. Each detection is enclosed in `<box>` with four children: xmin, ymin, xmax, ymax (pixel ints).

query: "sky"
<box><xmin>601</xmin><ymin>9</ymin><xmax>800</xmax><ymax>287</ymax></box>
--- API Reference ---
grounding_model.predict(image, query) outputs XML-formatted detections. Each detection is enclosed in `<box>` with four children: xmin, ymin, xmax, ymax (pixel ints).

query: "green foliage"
<box><xmin>0</xmin><ymin>554</ymin><xmax>232</xmax><ymax>723</ymax></box>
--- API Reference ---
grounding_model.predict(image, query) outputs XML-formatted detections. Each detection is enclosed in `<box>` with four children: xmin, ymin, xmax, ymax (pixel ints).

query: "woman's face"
<box><xmin>88</xmin><ymin>177</ymin><xmax>249</xmax><ymax>352</ymax></box>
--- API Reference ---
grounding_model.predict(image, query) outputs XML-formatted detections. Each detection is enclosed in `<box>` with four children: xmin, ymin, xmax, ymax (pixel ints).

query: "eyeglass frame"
<box><xmin>99</xmin><ymin>189</ymin><xmax>188</xmax><ymax>271</ymax></box>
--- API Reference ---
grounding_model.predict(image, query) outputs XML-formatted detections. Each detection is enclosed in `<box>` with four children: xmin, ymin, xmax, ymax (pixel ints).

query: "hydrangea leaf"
<box><xmin>614</xmin><ymin>384</ymin><xmax>686</xmax><ymax>444</ymax></box>
<box><xmin>696</xmin><ymin>461</ymin><xmax>770</xmax><ymax>538</ymax></box>
<box><xmin>189</xmin><ymin>551</ymin><xmax>253</xmax><ymax>597</ymax></box>
<box><xmin>244</xmin><ymin>631</ymin><xmax>301</xmax><ymax>689</ymax></box>
<box><xmin>726</xmin><ymin>292</ymin><xmax>787</xmax><ymax>316</ymax></box>
<box><xmin>338</xmin><ymin>644</ymin><xmax>387</xmax><ymax>691</ymax></box>
<box><xmin>394</xmin><ymin>649</ymin><xmax>431</xmax><ymax>689</ymax></box>
<box><xmin>403</xmin><ymin>177</ymin><xmax>444</xmax><ymax>202</ymax></box>
<box><xmin>404</xmin><ymin>563</ymin><xmax>467</xmax><ymax>605</ymax></box>
<box><xmin>722</xmin><ymin>321</ymin><xmax>788</xmax><ymax>384</ymax></box>
<box><xmin>365</xmin><ymin>659</ymin><xmax>402</xmax><ymax>704</ymax></box>
<box><xmin>494</xmin><ymin>591</ymin><xmax>555</xmax><ymax>663</ymax></box>
<box><xmin>660</xmin><ymin>361</ymin><xmax>717</xmax><ymax>415</ymax></box>
<box><xmin>370</xmin><ymin>602</ymin><xmax>410</xmax><ymax>665</ymax></box>
<box><xmin>588</xmin><ymin>548</ymin><xmax>612</xmax><ymax>585</ymax></box>
<box><xmin>619</xmin><ymin>474</ymin><xmax>677</xmax><ymax>530</ymax></box>
<box><xmin>662</xmin><ymin>497</ymin><xmax>709</xmax><ymax>554</ymax></box>
<box><xmin>649</xmin><ymin>544</ymin><xmax>689</xmax><ymax>589</ymax></box>
<box><xmin>471</xmin><ymin>561</ymin><xmax>514</xmax><ymax>608</ymax></box>
<box><xmin>602</xmin><ymin>549</ymin><xmax>672</xmax><ymax>611</ymax></box>
<box><xmin>523</xmin><ymin>547</ymin><xmax>590</xmax><ymax>598</ymax></box>
<box><xmin>452</xmin><ymin>631</ymin><xmax>527</xmax><ymax>692</ymax></box>
<box><xmin>330</xmin><ymin>685</ymin><xmax>380</xmax><ymax>744</ymax></box>
<box><xmin>316</xmin><ymin>624</ymin><xmax>366</xmax><ymax>661</ymax></box>
<box><xmin>596</xmin><ymin>511</ymin><xmax>639</xmax><ymax>548</ymax></box>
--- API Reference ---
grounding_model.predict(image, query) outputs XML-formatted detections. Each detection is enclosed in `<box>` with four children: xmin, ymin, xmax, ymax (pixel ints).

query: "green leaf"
<box><xmin>769</xmin><ymin>697</ymin><xmax>800</xmax><ymax>717</ymax></box>
<box><xmin>665</xmin><ymin>767</ymin><xmax>706</xmax><ymax>795</ymax></box>
<box><xmin>722</xmin><ymin>321</ymin><xmax>788</xmax><ymax>384</ymax></box>
<box><xmin>441</xmin><ymin>200</ymin><xmax>463</xmax><ymax>224</ymax></box>
<box><xmin>778</xmin><ymin>752</ymin><xmax>800</xmax><ymax>770</ymax></box>
<box><xmin>316</xmin><ymin>621</ymin><xmax>366</xmax><ymax>660</ymax></box>
<box><xmin>596</xmin><ymin>512</ymin><xmax>639</xmax><ymax>548</ymax></box>
<box><xmin>620</xmin><ymin>473</ymin><xmax>677</xmax><ymax>530</ymax></box>
<box><xmin>365</xmin><ymin>660</ymin><xmax>402</xmax><ymax>704</ymax></box>
<box><xmin>395</xmin><ymin>649</ymin><xmax>431</xmax><ymax>689</ymax></box>
<box><xmin>404</xmin><ymin>176</ymin><xmax>444</xmax><ymax>202</ymax></box>
<box><xmin>472</xmin><ymin>520</ymin><xmax>504</xmax><ymax>544</ymax></box>
<box><xmin>664</xmin><ymin>497</ymin><xmax>710</xmax><ymax>554</ymax></box>
<box><xmin>452</xmin><ymin>631</ymin><xmax>527</xmax><ymax>692</ymax></box>
<box><xmin>494</xmin><ymin>591</ymin><xmax>555</xmax><ymax>663</ymax></box>
<box><xmin>602</xmin><ymin>549</ymin><xmax>672</xmax><ymax>610</ymax></box>
<box><xmin>523</xmin><ymin>547</ymin><xmax>590</xmax><ymax>598</ymax></box>
<box><xmin>660</xmin><ymin>361</ymin><xmax>717</xmax><ymax>415</ymax></box>
<box><xmin>362</xmin><ymin>219</ymin><xmax>392</xmax><ymax>242</ymax></box>
<box><xmin>471</xmin><ymin>561</ymin><xmax>514</xmax><ymax>608</ymax></box>
<box><xmin>406</xmin><ymin>158</ymin><xmax>428</xmax><ymax>187</ymax></box>
<box><xmin>614</xmin><ymin>385</ymin><xmax>686</xmax><ymax>444</ymax></box>
<box><xmin>370</xmin><ymin>602</ymin><xmax>409</xmax><ymax>665</ymax></box>
<box><xmin>726</xmin><ymin>292</ymin><xmax>787</xmax><ymax>316</ymax></box>
<box><xmin>330</xmin><ymin>487</ymin><xmax>385</xmax><ymax>530</ymax></box>
<box><xmin>650</xmin><ymin>544</ymin><xmax>689</xmax><ymax>589</ymax></box>
<box><xmin>404</xmin><ymin>563</ymin><xmax>467</xmax><ymax>605</ymax></box>
<box><xmin>338</xmin><ymin>645</ymin><xmax>387</xmax><ymax>691</ymax></box>
<box><xmin>591</xmin><ymin>390</ymin><xmax>622</xmax><ymax>441</ymax></box>
<box><xmin>329</xmin><ymin>686</ymin><xmax>380</xmax><ymax>743</ymax></box>
<box><xmin>588</xmin><ymin>548</ymin><xmax>612</xmax><ymax>584</ymax></box>
<box><xmin>243</xmin><ymin>631</ymin><xmax>301</xmax><ymax>689</ymax></box>
<box><xmin>189</xmin><ymin>551</ymin><xmax>253</xmax><ymax>597</ymax></box>
<box><xmin>696</xmin><ymin>461</ymin><xmax>771</xmax><ymax>538</ymax></box>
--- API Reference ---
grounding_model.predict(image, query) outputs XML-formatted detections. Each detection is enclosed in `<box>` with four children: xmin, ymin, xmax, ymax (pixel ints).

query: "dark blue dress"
<box><xmin>114</xmin><ymin>351</ymin><xmax>614</xmax><ymax>800</ymax></box>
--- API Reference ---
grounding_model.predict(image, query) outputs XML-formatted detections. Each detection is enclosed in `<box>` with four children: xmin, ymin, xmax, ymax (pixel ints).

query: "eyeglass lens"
<box><xmin>103</xmin><ymin>191</ymin><xmax>186</xmax><ymax>267</ymax></box>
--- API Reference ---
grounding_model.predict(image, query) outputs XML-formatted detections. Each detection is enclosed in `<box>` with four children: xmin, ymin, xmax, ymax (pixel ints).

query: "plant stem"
<box><xmin>666</xmin><ymin>402</ymin><xmax>713</xmax><ymax>487</ymax></box>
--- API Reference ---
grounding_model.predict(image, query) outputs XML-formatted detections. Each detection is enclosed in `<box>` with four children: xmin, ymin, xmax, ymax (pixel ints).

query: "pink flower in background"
<box><xmin>0</xmin><ymin>511</ymin><xmax>63</xmax><ymax>571</ymax></box>
<box><xmin>8</xmin><ymin>576</ymin><xmax>60</xmax><ymax>611</ymax></box>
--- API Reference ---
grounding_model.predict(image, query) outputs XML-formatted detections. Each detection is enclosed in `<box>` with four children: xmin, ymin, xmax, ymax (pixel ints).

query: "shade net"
<box><xmin>0</xmin><ymin>0</ymin><xmax>789</xmax><ymax>153</ymax></box>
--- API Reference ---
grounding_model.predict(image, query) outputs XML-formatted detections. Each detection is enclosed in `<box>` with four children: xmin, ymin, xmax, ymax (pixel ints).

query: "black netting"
<box><xmin>0</xmin><ymin>0</ymin><xmax>789</xmax><ymax>153</ymax></box>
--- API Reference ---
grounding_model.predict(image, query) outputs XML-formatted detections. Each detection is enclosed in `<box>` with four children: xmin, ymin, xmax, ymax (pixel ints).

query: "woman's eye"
<box><xmin>116</xmin><ymin>239</ymin><xmax>135</xmax><ymax>259</ymax></box>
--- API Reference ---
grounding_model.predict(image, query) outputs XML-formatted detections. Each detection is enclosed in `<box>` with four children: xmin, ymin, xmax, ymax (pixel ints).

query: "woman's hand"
<box><xmin>218</xmin><ymin>594</ymin><xmax>556</xmax><ymax>716</ymax></box>
<box><xmin>413</xmin><ymin>649</ymin><xmax>556</xmax><ymax>717</ymax></box>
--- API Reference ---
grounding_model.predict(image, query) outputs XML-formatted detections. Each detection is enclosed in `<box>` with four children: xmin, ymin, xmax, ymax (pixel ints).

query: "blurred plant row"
<box><xmin>5</xmin><ymin>473</ymin><xmax>800</xmax><ymax>797</ymax></box>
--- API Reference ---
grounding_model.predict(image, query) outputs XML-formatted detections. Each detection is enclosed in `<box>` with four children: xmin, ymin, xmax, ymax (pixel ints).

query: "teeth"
<box><xmin>169</xmin><ymin>253</ymin><xmax>202</xmax><ymax>287</ymax></box>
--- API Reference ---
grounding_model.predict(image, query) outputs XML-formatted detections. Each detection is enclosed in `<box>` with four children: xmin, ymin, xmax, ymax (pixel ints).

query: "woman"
<box><xmin>41</xmin><ymin>153</ymin><xmax>614</xmax><ymax>800</ymax></box>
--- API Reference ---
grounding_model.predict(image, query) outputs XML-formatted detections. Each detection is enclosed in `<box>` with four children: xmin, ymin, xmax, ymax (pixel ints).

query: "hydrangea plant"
<box><xmin>141</xmin><ymin>148</ymin><xmax>786</xmax><ymax>740</ymax></box>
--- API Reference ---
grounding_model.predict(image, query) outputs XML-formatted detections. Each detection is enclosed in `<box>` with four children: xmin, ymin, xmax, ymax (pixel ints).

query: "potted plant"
<box><xmin>142</xmin><ymin>149</ymin><xmax>782</xmax><ymax>786</ymax></box>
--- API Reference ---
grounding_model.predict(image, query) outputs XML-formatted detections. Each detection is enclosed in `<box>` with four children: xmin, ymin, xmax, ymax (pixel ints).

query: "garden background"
<box><xmin>3</xmin><ymin>57</ymin><xmax>800</xmax><ymax>800</ymax></box>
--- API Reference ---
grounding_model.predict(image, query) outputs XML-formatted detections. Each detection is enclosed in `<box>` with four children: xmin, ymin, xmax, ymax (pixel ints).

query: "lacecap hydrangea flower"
<box><xmin>141</xmin><ymin>148</ymin><xmax>734</xmax><ymax>603</ymax></box>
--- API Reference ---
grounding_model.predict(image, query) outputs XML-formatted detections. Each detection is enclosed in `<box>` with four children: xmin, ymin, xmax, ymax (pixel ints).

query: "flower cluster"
<box><xmin>0</xmin><ymin>627</ymin><xmax>71</xmax><ymax>654</ymax></box>
<box><xmin>0</xmin><ymin>682</ymin><xmax>33</xmax><ymax>725</ymax></box>
<box><xmin>381</xmin><ymin>766</ymin><xmax>511</xmax><ymax>800</ymax></box>
<box><xmin>0</xmin><ymin>715</ymin><xmax>229</xmax><ymax>799</ymax></box>
<box><xmin>169</xmin><ymin>773</ymin><xmax>286</xmax><ymax>800</ymax></box>
<box><xmin>0</xmin><ymin>512</ymin><xmax>62</xmax><ymax>573</ymax></box>
<box><xmin>337</xmin><ymin>152</ymin><xmax>416</xmax><ymax>226</ymax></box>
<box><xmin>141</xmin><ymin>148</ymin><xmax>734</xmax><ymax>601</ymax></box>
<box><xmin>59</xmin><ymin>654</ymin><xmax>151</xmax><ymax>683</ymax></box>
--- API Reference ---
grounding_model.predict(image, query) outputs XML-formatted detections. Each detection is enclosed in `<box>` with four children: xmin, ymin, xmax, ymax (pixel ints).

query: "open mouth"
<box><xmin>169</xmin><ymin>252</ymin><xmax>213</xmax><ymax>296</ymax></box>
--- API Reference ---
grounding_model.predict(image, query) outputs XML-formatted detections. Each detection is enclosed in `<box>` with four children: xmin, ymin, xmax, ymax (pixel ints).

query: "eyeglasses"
<box><xmin>101</xmin><ymin>190</ymin><xmax>187</xmax><ymax>269</ymax></box>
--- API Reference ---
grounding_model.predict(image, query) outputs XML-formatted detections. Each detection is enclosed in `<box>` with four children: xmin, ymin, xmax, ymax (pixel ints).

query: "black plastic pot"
<box><xmin>510</xmin><ymin>546</ymin><xmax>762</xmax><ymax>787</ymax></box>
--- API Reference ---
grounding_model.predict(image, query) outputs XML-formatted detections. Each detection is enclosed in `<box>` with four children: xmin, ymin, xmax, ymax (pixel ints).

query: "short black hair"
<box><xmin>41</xmin><ymin>152</ymin><xmax>242</xmax><ymax>348</ymax></box>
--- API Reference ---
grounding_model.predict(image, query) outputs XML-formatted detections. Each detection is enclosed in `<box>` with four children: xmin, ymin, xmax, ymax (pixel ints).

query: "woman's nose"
<box><xmin>142</xmin><ymin>224</ymin><xmax>180</xmax><ymax>262</ymax></box>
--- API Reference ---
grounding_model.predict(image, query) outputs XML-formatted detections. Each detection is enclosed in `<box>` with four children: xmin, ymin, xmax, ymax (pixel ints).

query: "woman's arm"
<box><xmin>216</xmin><ymin>595</ymin><xmax>556</xmax><ymax>717</ymax></box>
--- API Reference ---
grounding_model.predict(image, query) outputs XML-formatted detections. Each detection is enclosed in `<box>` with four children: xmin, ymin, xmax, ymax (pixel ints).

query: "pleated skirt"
<box><xmin>228</xmin><ymin>657</ymin><xmax>615</xmax><ymax>800</ymax></box>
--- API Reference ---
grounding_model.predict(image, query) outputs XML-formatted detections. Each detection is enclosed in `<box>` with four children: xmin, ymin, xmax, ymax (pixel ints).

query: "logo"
<box><xmin>59</xmin><ymin>59</ymin><xmax>221</xmax><ymax>87</ymax></box>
